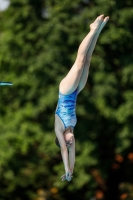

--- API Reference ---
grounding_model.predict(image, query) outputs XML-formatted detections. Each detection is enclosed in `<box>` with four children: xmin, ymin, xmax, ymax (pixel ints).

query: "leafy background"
<box><xmin>0</xmin><ymin>0</ymin><xmax>133</xmax><ymax>199</ymax></box>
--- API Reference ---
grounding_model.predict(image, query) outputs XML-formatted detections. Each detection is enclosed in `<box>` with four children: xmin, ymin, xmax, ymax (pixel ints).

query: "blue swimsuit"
<box><xmin>55</xmin><ymin>89</ymin><xmax>78</xmax><ymax>129</ymax></box>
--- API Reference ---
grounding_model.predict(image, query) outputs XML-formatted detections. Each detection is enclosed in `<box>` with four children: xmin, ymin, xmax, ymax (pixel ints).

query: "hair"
<box><xmin>55</xmin><ymin>137</ymin><xmax>60</xmax><ymax>148</ymax></box>
<box><xmin>55</xmin><ymin>127</ymin><xmax>74</xmax><ymax>148</ymax></box>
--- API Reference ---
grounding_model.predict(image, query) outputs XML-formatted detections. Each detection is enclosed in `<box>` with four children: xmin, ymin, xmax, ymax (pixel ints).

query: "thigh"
<box><xmin>59</xmin><ymin>62</ymin><xmax>84</xmax><ymax>95</ymax></box>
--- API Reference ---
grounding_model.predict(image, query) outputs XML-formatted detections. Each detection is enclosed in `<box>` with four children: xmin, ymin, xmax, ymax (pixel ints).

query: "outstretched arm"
<box><xmin>55</xmin><ymin>131</ymin><xmax>70</xmax><ymax>172</ymax></box>
<box><xmin>61</xmin><ymin>140</ymin><xmax>75</xmax><ymax>182</ymax></box>
<box><xmin>60</xmin><ymin>143</ymin><xmax>75</xmax><ymax>182</ymax></box>
<box><xmin>68</xmin><ymin>138</ymin><xmax>75</xmax><ymax>174</ymax></box>
<box><xmin>55</xmin><ymin>133</ymin><xmax>73</xmax><ymax>182</ymax></box>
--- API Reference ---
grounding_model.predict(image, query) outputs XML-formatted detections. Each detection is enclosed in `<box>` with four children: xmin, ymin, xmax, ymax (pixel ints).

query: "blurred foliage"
<box><xmin>0</xmin><ymin>0</ymin><xmax>133</xmax><ymax>200</ymax></box>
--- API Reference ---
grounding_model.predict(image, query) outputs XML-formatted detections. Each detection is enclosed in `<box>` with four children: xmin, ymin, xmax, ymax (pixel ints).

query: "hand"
<box><xmin>66</xmin><ymin>171</ymin><xmax>72</xmax><ymax>181</ymax></box>
<box><xmin>61</xmin><ymin>172</ymin><xmax>73</xmax><ymax>182</ymax></box>
<box><xmin>61</xmin><ymin>174</ymin><xmax>67</xmax><ymax>181</ymax></box>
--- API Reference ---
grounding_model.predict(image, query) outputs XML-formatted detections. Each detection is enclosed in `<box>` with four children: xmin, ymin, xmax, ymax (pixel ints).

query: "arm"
<box><xmin>61</xmin><ymin>140</ymin><xmax>75</xmax><ymax>182</ymax></box>
<box><xmin>55</xmin><ymin>128</ymin><xmax>70</xmax><ymax>175</ymax></box>
<box><xmin>61</xmin><ymin>147</ymin><xmax>69</xmax><ymax>172</ymax></box>
<box><xmin>68</xmin><ymin>138</ymin><xmax>75</xmax><ymax>174</ymax></box>
<box><xmin>60</xmin><ymin>146</ymin><xmax>74</xmax><ymax>182</ymax></box>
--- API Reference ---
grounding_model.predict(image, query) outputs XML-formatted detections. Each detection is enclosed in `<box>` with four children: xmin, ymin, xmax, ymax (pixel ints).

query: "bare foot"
<box><xmin>90</xmin><ymin>14</ymin><xmax>104</xmax><ymax>32</ymax></box>
<box><xmin>97</xmin><ymin>16</ymin><xmax>109</xmax><ymax>33</ymax></box>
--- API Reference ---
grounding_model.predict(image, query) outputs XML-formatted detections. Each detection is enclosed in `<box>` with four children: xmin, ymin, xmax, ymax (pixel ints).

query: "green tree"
<box><xmin>0</xmin><ymin>0</ymin><xmax>133</xmax><ymax>200</ymax></box>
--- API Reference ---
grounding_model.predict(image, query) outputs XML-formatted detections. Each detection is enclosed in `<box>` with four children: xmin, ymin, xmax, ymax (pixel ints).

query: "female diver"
<box><xmin>54</xmin><ymin>14</ymin><xmax>109</xmax><ymax>181</ymax></box>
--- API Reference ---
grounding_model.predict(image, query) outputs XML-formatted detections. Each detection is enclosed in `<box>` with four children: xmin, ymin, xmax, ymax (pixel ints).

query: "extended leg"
<box><xmin>78</xmin><ymin>16</ymin><xmax>109</xmax><ymax>93</ymax></box>
<box><xmin>59</xmin><ymin>15</ymin><xmax>104</xmax><ymax>95</ymax></box>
